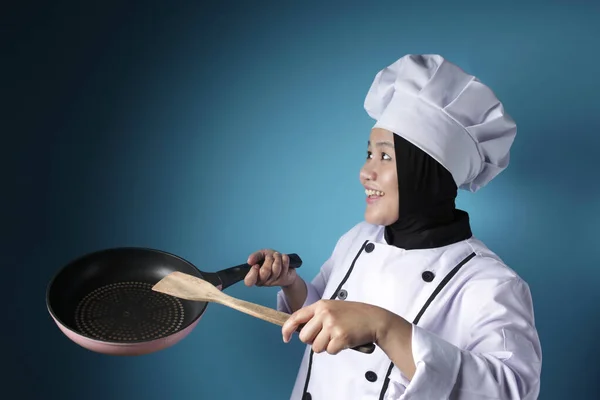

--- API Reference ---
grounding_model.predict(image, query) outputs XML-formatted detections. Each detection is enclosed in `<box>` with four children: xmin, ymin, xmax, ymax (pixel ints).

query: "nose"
<box><xmin>360</xmin><ymin>163</ymin><xmax>376</xmax><ymax>181</ymax></box>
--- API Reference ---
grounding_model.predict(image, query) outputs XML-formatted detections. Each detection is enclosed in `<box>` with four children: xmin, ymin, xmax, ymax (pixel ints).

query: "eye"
<box><xmin>382</xmin><ymin>153</ymin><xmax>391</xmax><ymax>161</ymax></box>
<box><xmin>366</xmin><ymin>151</ymin><xmax>373</xmax><ymax>159</ymax></box>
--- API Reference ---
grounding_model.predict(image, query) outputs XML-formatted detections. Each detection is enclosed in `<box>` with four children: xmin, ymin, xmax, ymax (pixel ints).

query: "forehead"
<box><xmin>368</xmin><ymin>127</ymin><xmax>395</xmax><ymax>150</ymax></box>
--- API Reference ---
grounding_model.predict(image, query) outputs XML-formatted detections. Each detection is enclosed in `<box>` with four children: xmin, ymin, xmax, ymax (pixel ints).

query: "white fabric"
<box><xmin>363</xmin><ymin>54</ymin><xmax>517</xmax><ymax>192</ymax></box>
<box><xmin>277</xmin><ymin>221</ymin><xmax>542</xmax><ymax>399</ymax></box>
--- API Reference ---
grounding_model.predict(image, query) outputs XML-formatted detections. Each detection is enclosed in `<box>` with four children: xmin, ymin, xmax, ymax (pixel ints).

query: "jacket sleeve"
<box><xmin>390</xmin><ymin>277</ymin><xmax>542</xmax><ymax>400</ymax></box>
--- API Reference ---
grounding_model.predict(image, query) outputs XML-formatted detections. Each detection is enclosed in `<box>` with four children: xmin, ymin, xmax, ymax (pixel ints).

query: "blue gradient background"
<box><xmin>4</xmin><ymin>0</ymin><xmax>600</xmax><ymax>399</ymax></box>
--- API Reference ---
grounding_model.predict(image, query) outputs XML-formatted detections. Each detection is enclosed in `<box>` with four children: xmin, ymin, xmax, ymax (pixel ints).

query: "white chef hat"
<box><xmin>364</xmin><ymin>54</ymin><xmax>516</xmax><ymax>192</ymax></box>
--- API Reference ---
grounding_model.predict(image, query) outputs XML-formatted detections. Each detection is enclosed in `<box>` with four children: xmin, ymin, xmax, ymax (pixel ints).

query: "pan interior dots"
<box><xmin>74</xmin><ymin>281</ymin><xmax>185</xmax><ymax>342</ymax></box>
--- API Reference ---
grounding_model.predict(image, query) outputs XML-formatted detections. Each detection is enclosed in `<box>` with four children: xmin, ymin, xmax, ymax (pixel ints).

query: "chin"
<box><xmin>364</xmin><ymin>212</ymin><xmax>392</xmax><ymax>226</ymax></box>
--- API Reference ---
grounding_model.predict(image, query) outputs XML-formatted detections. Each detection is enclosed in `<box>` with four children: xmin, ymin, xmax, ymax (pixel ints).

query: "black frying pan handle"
<box><xmin>286</xmin><ymin>253</ymin><xmax>302</xmax><ymax>269</ymax></box>
<box><xmin>295</xmin><ymin>324</ymin><xmax>376</xmax><ymax>354</ymax></box>
<box><xmin>350</xmin><ymin>343</ymin><xmax>376</xmax><ymax>354</ymax></box>
<box><xmin>214</xmin><ymin>253</ymin><xmax>302</xmax><ymax>291</ymax></box>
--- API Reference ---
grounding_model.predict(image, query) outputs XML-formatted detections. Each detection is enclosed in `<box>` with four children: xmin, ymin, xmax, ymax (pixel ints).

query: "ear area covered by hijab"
<box><xmin>383</xmin><ymin>133</ymin><xmax>473</xmax><ymax>250</ymax></box>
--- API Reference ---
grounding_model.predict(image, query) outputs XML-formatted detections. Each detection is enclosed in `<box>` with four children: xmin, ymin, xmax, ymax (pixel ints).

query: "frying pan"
<box><xmin>46</xmin><ymin>247</ymin><xmax>302</xmax><ymax>356</ymax></box>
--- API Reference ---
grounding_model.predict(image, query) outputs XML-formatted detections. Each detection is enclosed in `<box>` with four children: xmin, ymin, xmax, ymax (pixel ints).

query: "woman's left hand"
<box><xmin>281</xmin><ymin>299</ymin><xmax>393</xmax><ymax>355</ymax></box>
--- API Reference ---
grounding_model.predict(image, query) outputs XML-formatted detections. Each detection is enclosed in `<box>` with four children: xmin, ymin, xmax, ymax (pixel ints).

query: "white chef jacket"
<box><xmin>277</xmin><ymin>221</ymin><xmax>542</xmax><ymax>400</ymax></box>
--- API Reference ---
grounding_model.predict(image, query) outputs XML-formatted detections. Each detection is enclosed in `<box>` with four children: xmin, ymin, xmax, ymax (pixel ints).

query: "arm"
<box><xmin>374</xmin><ymin>314</ymin><xmax>416</xmax><ymax>379</ymax></box>
<box><xmin>280</xmin><ymin>276</ymin><xmax>308</xmax><ymax>313</ymax></box>
<box><xmin>376</xmin><ymin>278</ymin><xmax>542</xmax><ymax>400</ymax></box>
<box><xmin>277</xmin><ymin>255</ymin><xmax>335</xmax><ymax>314</ymax></box>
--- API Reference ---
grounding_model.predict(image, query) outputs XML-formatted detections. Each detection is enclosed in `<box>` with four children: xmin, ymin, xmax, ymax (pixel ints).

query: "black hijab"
<box><xmin>384</xmin><ymin>134</ymin><xmax>472</xmax><ymax>250</ymax></box>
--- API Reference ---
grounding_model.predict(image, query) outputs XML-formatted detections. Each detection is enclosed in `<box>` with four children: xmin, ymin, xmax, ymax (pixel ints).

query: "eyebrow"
<box><xmin>367</xmin><ymin>140</ymin><xmax>394</xmax><ymax>149</ymax></box>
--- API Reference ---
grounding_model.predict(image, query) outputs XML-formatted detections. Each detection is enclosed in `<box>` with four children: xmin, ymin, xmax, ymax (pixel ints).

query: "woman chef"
<box><xmin>244</xmin><ymin>54</ymin><xmax>542</xmax><ymax>399</ymax></box>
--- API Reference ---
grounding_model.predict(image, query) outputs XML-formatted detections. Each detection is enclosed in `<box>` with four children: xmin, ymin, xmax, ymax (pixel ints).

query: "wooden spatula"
<box><xmin>152</xmin><ymin>271</ymin><xmax>376</xmax><ymax>354</ymax></box>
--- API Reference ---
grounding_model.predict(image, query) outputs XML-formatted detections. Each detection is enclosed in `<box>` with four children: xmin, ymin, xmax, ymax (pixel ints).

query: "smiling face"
<box><xmin>359</xmin><ymin>128</ymin><xmax>399</xmax><ymax>226</ymax></box>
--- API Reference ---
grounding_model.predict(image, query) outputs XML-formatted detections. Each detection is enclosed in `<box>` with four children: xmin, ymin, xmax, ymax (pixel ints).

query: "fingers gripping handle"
<box><xmin>216</xmin><ymin>253</ymin><xmax>302</xmax><ymax>290</ymax></box>
<box><xmin>287</xmin><ymin>253</ymin><xmax>373</xmax><ymax>354</ymax></box>
<box><xmin>296</xmin><ymin>324</ymin><xmax>376</xmax><ymax>354</ymax></box>
<box><xmin>230</xmin><ymin>302</ymin><xmax>376</xmax><ymax>355</ymax></box>
<box><xmin>253</xmin><ymin>253</ymin><xmax>302</xmax><ymax>269</ymax></box>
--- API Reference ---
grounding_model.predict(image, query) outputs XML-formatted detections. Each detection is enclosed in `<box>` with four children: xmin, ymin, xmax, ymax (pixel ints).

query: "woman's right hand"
<box><xmin>244</xmin><ymin>249</ymin><xmax>298</xmax><ymax>288</ymax></box>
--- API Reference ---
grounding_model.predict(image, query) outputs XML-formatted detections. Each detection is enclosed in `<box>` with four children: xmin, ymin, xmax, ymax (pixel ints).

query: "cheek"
<box><xmin>384</xmin><ymin>191</ymin><xmax>399</xmax><ymax>218</ymax></box>
<box><xmin>383</xmin><ymin>170</ymin><xmax>399</xmax><ymax>218</ymax></box>
<box><xmin>382</xmin><ymin>171</ymin><xmax>398</xmax><ymax>199</ymax></box>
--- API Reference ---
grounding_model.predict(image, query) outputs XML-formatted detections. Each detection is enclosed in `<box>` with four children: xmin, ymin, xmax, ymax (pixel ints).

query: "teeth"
<box><xmin>365</xmin><ymin>189</ymin><xmax>385</xmax><ymax>197</ymax></box>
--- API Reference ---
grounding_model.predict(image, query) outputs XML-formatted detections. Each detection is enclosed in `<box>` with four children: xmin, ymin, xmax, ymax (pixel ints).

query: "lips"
<box><xmin>365</xmin><ymin>188</ymin><xmax>385</xmax><ymax>205</ymax></box>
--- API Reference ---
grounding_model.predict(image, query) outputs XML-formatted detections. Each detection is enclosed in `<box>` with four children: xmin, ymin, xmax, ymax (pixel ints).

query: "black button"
<box><xmin>422</xmin><ymin>271</ymin><xmax>435</xmax><ymax>282</ymax></box>
<box><xmin>337</xmin><ymin>289</ymin><xmax>348</xmax><ymax>300</ymax></box>
<box><xmin>365</xmin><ymin>243</ymin><xmax>375</xmax><ymax>253</ymax></box>
<box><xmin>302</xmin><ymin>393</ymin><xmax>311</xmax><ymax>400</ymax></box>
<box><xmin>365</xmin><ymin>371</ymin><xmax>377</xmax><ymax>382</ymax></box>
